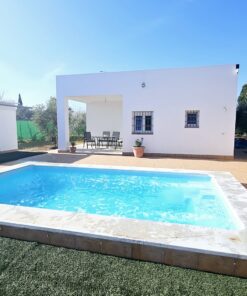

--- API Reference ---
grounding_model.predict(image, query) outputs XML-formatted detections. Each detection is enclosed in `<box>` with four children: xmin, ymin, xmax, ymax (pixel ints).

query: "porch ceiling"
<box><xmin>67</xmin><ymin>95</ymin><xmax>122</xmax><ymax>104</ymax></box>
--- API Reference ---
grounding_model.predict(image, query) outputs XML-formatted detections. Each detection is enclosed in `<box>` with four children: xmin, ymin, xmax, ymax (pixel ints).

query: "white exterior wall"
<box><xmin>56</xmin><ymin>64</ymin><xmax>238</xmax><ymax>156</ymax></box>
<box><xmin>57</xmin><ymin>96</ymin><xmax>69</xmax><ymax>150</ymax></box>
<box><xmin>0</xmin><ymin>105</ymin><xmax>18</xmax><ymax>152</ymax></box>
<box><xmin>87</xmin><ymin>101</ymin><xmax>122</xmax><ymax>136</ymax></box>
<box><xmin>122</xmin><ymin>66</ymin><xmax>238</xmax><ymax>156</ymax></box>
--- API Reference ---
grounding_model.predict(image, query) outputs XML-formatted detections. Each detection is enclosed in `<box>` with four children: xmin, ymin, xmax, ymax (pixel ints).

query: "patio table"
<box><xmin>94</xmin><ymin>136</ymin><xmax>118</xmax><ymax>148</ymax></box>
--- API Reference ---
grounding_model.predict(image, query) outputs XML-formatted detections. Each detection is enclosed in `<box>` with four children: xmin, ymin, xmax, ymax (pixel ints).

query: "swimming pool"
<box><xmin>0</xmin><ymin>165</ymin><xmax>240</xmax><ymax>230</ymax></box>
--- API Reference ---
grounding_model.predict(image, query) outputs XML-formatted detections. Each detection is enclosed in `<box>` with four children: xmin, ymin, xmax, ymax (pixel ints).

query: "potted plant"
<box><xmin>70</xmin><ymin>142</ymin><xmax>77</xmax><ymax>153</ymax></box>
<box><xmin>133</xmin><ymin>138</ymin><xmax>144</xmax><ymax>158</ymax></box>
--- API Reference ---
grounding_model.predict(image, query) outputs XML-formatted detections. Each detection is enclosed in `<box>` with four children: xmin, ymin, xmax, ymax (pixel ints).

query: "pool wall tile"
<box><xmin>75</xmin><ymin>236</ymin><xmax>103</xmax><ymax>253</ymax></box>
<box><xmin>197</xmin><ymin>254</ymin><xmax>235</xmax><ymax>275</ymax></box>
<box><xmin>101</xmin><ymin>240</ymin><xmax>132</xmax><ymax>258</ymax></box>
<box><xmin>131</xmin><ymin>244</ymin><xmax>165</xmax><ymax>263</ymax></box>
<box><xmin>0</xmin><ymin>225</ymin><xmax>50</xmax><ymax>245</ymax></box>
<box><xmin>234</xmin><ymin>259</ymin><xmax>247</xmax><ymax>278</ymax></box>
<box><xmin>0</xmin><ymin>223</ymin><xmax>247</xmax><ymax>277</ymax></box>
<box><xmin>164</xmin><ymin>249</ymin><xmax>199</xmax><ymax>269</ymax></box>
<box><xmin>48</xmin><ymin>231</ymin><xmax>76</xmax><ymax>249</ymax></box>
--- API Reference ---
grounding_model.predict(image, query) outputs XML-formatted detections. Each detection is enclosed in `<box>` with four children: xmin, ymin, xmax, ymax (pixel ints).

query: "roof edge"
<box><xmin>56</xmin><ymin>63</ymin><xmax>237</xmax><ymax>78</ymax></box>
<box><xmin>0</xmin><ymin>101</ymin><xmax>17</xmax><ymax>107</ymax></box>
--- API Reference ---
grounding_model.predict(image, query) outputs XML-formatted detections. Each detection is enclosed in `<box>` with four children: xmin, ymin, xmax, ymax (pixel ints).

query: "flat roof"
<box><xmin>0</xmin><ymin>101</ymin><xmax>17</xmax><ymax>107</ymax></box>
<box><xmin>56</xmin><ymin>63</ymin><xmax>238</xmax><ymax>78</ymax></box>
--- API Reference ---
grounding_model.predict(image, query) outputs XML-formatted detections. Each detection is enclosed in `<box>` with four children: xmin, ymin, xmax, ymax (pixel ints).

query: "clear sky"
<box><xmin>0</xmin><ymin>0</ymin><xmax>246</xmax><ymax>107</ymax></box>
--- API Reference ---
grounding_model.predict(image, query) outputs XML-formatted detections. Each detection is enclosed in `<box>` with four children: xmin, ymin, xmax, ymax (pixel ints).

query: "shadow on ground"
<box><xmin>1</xmin><ymin>152</ymin><xmax>90</xmax><ymax>165</ymax></box>
<box><xmin>0</xmin><ymin>151</ymin><xmax>47</xmax><ymax>164</ymax></box>
<box><xmin>33</xmin><ymin>153</ymin><xmax>91</xmax><ymax>164</ymax></box>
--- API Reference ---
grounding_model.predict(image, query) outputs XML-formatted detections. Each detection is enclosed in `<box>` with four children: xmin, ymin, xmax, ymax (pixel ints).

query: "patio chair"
<box><xmin>98</xmin><ymin>131</ymin><xmax>110</xmax><ymax>147</ymax></box>
<box><xmin>112</xmin><ymin>131</ymin><xmax>120</xmax><ymax>139</ymax></box>
<box><xmin>103</xmin><ymin>131</ymin><xmax>110</xmax><ymax>137</ymax></box>
<box><xmin>117</xmin><ymin>139</ymin><xmax>123</xmax><ymax>148</ymax></box>
<box><xmin>108</xmin><ymin>131</ymin><xmax>120</xmax><ymax>148</ymax></box>
<box><xmin>83</xmin><ymin>132</ymin><xmax>96</xmax><ymax>149</ymax></box>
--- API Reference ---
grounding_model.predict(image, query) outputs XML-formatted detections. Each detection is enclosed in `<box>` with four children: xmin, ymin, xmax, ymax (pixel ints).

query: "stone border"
<box><xmin>0</xmin><ymin>162</ymin><xmax>246</xmax><ymax>277</ymax></box>
<box><xmin>123</xmin><ymin>152</ymin><xmax>234</xmax><ymax>160</ymax></box>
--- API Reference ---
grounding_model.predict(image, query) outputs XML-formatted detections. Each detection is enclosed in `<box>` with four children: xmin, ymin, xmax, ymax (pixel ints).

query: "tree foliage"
<box><xmin>32</xmin><ymin>97</ymin><xmax>57</xmax><ymax>143</ymax></box>
<box><xmin>16</xmin><ymin>94</ymin><xmax>34</xmax><ymax>120</ymax></box>
<box><xmin>16</xmin><ymin>106</ymin><xmax>34</xmax><ymax>120</ymax></box>
<box><xmin>69</xmin><ymin>110</ymin><xmax>86</xmax><ymax>139</ymax></box>
<box><xmin>18</xmin><ymin>94</ymin><xmax>23</xmax><ymax>106</ymax></box>
<box><xmin>32</xmin><ymin>97</ymin><xmax>86</xmax><ymax>144</ymax></box>
<box><xmin>0</xmin><ymin>90</ymin><xmax>4</xmax><ymax>100</ymax></box>
<box><xmin>236</xmin><ymin>84</ymin><xmax>247</xmax><ymax>134</ymax></box>
<box><xmin>238</xmin><ymin>84</ymin><xmax>247</xmax><ymax>105</ymax></box>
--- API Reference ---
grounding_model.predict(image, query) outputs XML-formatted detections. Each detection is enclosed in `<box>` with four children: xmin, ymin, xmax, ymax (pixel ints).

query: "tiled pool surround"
<box><xmin>0</xmin><ymin>162</ymin><xmax>246</xmax><ymax>277</ymax></box>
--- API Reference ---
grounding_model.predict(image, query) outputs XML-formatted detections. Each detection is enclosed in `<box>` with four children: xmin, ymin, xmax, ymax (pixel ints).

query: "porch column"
<box><xmin>57</xmin><ymin>96</ymin><xmax>69</xmax><ymax>151</ymax></box>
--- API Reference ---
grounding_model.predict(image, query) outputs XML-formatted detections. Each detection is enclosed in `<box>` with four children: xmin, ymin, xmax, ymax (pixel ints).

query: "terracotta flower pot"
<box><xmin>70</xmin><ymin>146</ymin><xmax>77</xmax><ymax>153</ymax></box>
<box><xmin>133</xmin><ymin>146</ymin><xmax>144</xmax><ymax>158</ymax></box>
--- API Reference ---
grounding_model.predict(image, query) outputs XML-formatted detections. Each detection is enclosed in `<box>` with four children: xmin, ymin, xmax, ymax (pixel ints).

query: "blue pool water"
<box><xmin>0</xmin><ymin>165</ymin><xmax>239</xmax><ymax>230</ymax></box>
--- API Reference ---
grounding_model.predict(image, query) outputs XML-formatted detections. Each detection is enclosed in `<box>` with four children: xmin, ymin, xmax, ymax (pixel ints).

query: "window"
<box><xmin>132</xmin><ymin>111</ymin><xmax>153</xmax><ymax>134</ymax></box>
<box><xmin>135</xmin><ymin>115</ymin><xmax>143</xmax><ymax>132</ymax></box>
<box><xmin>145</xmin><ymin>115</ymin><xmax>152</xmax><ymax>131</ymax></box>
<box><xmin>185</xmin><ymin>110</ymin><xmax>199</xmax><ymax>128</ymax></box>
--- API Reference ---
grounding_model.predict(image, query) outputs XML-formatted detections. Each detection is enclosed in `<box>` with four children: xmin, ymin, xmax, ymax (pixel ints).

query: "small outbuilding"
<box><xmin>0</xmin><ymin>101</ymin><xmax>18</xmax><ymax>152</ymax></box>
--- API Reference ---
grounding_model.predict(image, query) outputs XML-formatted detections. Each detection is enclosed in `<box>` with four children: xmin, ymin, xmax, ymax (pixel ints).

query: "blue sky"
<box><xmin>0</xmin><ymin>0</ymin><xmax>246</xmax><ymax>107</ymax></box>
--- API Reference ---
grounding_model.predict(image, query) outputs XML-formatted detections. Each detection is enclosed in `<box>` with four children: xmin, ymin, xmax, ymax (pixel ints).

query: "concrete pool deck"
<box><xmin>0</xmin><ymin>158</ymin><xmax>247</xmax><ymax>277</ymax></box>
<box><xmin>1</xmin><ymin>151</ymin><xmax>247</xmax><ymax>186</ymax></box>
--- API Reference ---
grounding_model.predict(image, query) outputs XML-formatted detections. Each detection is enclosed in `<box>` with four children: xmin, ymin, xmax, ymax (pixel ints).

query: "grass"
<box><xmin>0</xmin><ymin>238</ymin><xmax>246</xmax><ymax>296</ymax></box>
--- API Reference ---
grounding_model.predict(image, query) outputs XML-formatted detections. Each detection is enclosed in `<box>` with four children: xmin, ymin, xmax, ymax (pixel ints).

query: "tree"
<box><xmin>0</xmin><ymin>90</ymin><xmax>4</xmax><ymax>100</ymax></box>
<box><xmin>16</xmin><ymin>94</ymin><xmax>34</xmax><ymax>120</ymax></box>
<box><xmin>16</xmin><ymin>106</ymin><xmax>34</xmax><ymax>120</ymax></box>
<box><xmin>238</xmin><ymin>84</ymin><xmax>247</xmax><ymax>105</ymax></box>
<box><xmin>236</xmin><ymin>84</ymin><xmax>247</xmax><ymax>134</ymax></box>
<box><xmin>69</xmin><ymin>111</ymin><xmax>86</xmax><ymax>138</ymax></box>
<box><xmin>32</xmin><ymin>97</ymin><xmax>86</xmax><ymax>144</ymax></box>
<box><xmin>32</xmin><ymin>97</ymin><xmax>57</xmax><ymax>143</ymax></box>
<box><xmin>18</xmin><ymin>94</ymin><xmax>23</xmax><ymax>106</ymax></box>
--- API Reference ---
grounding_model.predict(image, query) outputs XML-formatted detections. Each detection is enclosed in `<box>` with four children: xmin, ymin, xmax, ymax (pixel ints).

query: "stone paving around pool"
<box><xmin>1</xmin><ymin>151</ymin><xmax>247</xmax><ymax>186</ymax></box>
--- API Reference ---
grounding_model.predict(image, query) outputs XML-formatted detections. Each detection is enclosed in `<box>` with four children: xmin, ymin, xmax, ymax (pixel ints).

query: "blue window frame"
<box><xmin>132</xmin><ymin>111</ymin><xmax>153</xmax><ymax>134</ymax></box>
<box><xmin>145</xmin><ymin>115</ymin><xmax>152</xmax><ymax>131</ymax></box>
<box><xmin>135</xmin><ymin>116</ymin><xmax>143</xmax><ymax>132</ymax></box>
<box><xmin>185</xmin><ymin>110</ymin><xmax>199</xmax><ymax>128</ymax></box>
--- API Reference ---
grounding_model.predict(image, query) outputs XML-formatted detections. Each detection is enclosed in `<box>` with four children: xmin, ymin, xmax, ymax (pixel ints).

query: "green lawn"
<box><xmin>0</xmin><ymin>237</ymin><xmax>246</xmax><ymax>296</ymax></box>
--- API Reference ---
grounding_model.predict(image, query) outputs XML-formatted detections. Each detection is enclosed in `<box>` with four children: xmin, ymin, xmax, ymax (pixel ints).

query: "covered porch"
<box><xmin>57</xmin><ymin>94</ymin><xmax>123</xmax><ymax>154</ymax></box>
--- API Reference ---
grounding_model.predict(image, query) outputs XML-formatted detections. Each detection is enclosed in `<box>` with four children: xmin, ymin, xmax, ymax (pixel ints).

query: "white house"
<box><xmin>56</xmin><ymin>64</ymin><xmax>239</xmax><ymax>158</ymax></box>
<box><xmin>0</xmin><ymin>101</ymin><xmax>18</xmax><ymax>152</ymax></box>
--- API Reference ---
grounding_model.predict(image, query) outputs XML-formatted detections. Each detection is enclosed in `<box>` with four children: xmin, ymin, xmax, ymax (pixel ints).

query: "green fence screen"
<box><xmin>17</xmin><ymin>120</ymin><xmax>45</xmax><ymax>141</ymax></box>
